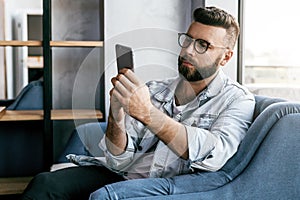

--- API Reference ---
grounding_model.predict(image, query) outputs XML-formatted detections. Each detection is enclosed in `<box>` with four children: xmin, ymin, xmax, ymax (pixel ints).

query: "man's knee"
<box><xmin>89</xmin><ymin>187</ymin><xmax>111</xmax><ymax>200</ymax></box>
<box><xmin>35</xmin><ymin>172</ymin><xmax>55</xmax><ymax>183</ymax></box>
<box><xmin>21</xmin><ymin>172</ymin><xmax>63</xmax><ymax>200</ymax></box>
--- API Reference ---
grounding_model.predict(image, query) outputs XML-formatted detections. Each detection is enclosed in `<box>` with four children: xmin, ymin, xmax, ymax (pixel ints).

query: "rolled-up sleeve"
<box><xmin>99</xmin><ymin>132</ymin><xmax>136</xmax><ymax>171</ymax></box>
<box><xmin>187</xmin><ymin>94</ymin><xmax>255</xmax><ymax>171</ymax></box>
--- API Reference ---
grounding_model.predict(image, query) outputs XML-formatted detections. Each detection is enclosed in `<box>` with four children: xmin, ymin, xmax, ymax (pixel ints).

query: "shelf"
<box><xmin>0</xmin><ymin>177</ymin><xmax>33</xmax><ymax>195</ymax></box>
<box><xmin>0</xmin><ymin>110</ymin><xmax>43</xmax><ymax>121</ymax></box>
<box><xmin>51</xmin><ymin>109</ymin><xmax>103</xmax><ymax>120</ymax></box>
<box><xmin>0</xmin><ymin>40</ymin><xmax>103</xmax><ymax>47</ymax></box>
<box><xmin>50</xmin><ymin>41</ymin><xmax>103</xmax><ymax>47</ymax></box>
<box><xmin>0</xmin><ymin>40</ymin><xmax>42</xmax><ymax>46</ymax></box>
<box><xmin>0</xmin><ymin>109</ymin><xmax>103</xmax><ymax>121</ymax></box>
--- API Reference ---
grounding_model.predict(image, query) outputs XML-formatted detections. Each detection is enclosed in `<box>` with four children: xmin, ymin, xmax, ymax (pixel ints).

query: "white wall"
<box><xmin>205</xmin><ymin>0</ymin><xmax>239</xmax><ymax>81</ymax></box>
<box><xmin>3</xmin><ymin>0</ymin><xmax>42</xmax><ymax>98</ymax></box>
<box><xmin>104</xmin><ymin>0</ymin><xmax>203</xmax><ymax>118</ymax></box>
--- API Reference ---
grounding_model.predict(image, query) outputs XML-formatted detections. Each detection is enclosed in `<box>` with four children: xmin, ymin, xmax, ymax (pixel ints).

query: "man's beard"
<box><xmin>178</xmin><ymin>55</ymin><xmax>221</xmax><ymax>82</ymax></box>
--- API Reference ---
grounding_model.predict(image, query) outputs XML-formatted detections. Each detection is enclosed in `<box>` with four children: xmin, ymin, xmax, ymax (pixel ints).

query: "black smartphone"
<box><xmin>115</xmin><ymin>44</ymin><xmax>134</xmax><ymax>72</ymax></box>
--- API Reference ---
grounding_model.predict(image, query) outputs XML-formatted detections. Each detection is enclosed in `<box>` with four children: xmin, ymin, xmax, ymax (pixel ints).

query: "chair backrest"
<box><xmin>253</xmin><ymin>95</ymin><xmax>286</xmax><ymax>119</ymax></box>
<box><xmin>222</xmin><ymin>96</ymin><xmax>297</xmax><ymax>180</ymax></box>
<box><xmin>7</xmin><ymin>80</ymin><xmax>43</xmax><ymax>110</ymax></box>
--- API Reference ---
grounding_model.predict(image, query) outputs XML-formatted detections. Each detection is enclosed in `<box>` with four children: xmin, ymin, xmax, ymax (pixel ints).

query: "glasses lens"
<box><xmin>195</xmin><ymin>39</ymin><xmax>209</xmax><ymax>54</ymax></box>
<box><xmin>178</xmin><ymin>34</ymin><xmax>192</xmax><ymax>48</ymax></box>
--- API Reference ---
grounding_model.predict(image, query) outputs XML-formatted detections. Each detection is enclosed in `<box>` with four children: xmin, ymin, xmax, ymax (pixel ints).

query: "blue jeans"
<box><xmin>89</xmin><ymin>170</ymin><xmax>229</xmax><ymax>200</ymax></box>
<box><xmin>89</xmin><ymin>177</ymin><xmax>171</xmax><ymax>200</ymax></box>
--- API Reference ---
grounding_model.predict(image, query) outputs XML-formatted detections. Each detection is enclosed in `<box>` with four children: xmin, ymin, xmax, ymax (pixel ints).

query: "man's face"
<box><xmin>178</xmin><ymin>22</ymin><xmax>227</xmax><ymax>82</ymax></box>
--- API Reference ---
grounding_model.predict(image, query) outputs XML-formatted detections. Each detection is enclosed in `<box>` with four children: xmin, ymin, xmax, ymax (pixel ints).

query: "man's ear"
<box><xmin>220</xmin><ymin>50</ymin><xmax>233</xmax><ymax>66</ymax></box>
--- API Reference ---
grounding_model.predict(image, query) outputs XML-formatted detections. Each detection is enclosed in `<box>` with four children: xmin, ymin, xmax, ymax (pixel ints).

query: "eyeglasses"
<box><xmin>178</xmin><ymin>33</ymin><xmax>228</xmax><ymax>54</ymax></box>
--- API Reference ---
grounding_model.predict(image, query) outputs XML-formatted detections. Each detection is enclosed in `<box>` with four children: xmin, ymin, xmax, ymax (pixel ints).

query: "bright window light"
<box><xmin>243</xmin><ymin>0</ymin><xmax>300</xmax><ymax>101</ymax></box>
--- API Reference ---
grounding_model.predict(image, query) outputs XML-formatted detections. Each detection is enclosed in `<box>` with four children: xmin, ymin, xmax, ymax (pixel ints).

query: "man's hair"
<box><xmin>193</xmin><ymin>6</ymin><xmax>240</xmax><ymax>49</ymax></box>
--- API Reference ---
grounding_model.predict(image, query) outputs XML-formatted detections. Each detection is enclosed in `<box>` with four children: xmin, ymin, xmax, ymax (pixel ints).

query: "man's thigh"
<box><xmin>22</xmin><ymin>165</ymin><xmax>125</xmax><ymax>200</ymax></box>
<box><xmin>89</xmin><ymin>177</ymin><xmax>171</xmax><ymax>200</ymax></box>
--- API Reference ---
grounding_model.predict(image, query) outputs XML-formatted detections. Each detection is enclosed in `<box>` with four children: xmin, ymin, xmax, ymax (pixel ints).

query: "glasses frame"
<box><xmin>178</xmin><ymin>33</ymin><xmax>228</xmax><ymax>54</ymax></box>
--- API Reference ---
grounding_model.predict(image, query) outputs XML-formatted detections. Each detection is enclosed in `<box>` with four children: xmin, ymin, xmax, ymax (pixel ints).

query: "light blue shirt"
<box><xmin>100</xmin><ymin>70</ymin><xmax>255</xmax><ymax>178</ymax></box>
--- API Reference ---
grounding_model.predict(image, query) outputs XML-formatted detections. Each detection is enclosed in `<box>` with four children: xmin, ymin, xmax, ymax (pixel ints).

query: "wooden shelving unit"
<box><xmin>42</xmin><ymin>0</ymin><xmax>105</xmax><ymax>169</ymax></box>
<box><xmin>0</xmin><ymin>0</ymin><xmax>104</xmax><ymax>195</ymax></box>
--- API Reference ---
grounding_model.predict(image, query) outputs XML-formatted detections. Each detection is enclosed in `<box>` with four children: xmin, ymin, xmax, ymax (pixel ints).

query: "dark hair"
<box><xmin>193</xmin><ymin>6</ymin><xmax>240</xmax><ymax>49</ymax></box>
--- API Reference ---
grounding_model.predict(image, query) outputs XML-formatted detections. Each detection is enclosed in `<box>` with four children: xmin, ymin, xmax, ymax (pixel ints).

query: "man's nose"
<box><xmin>184</xmin><ymin>41</ymin><xmax>196</xmax><ymax>55</ymax></box>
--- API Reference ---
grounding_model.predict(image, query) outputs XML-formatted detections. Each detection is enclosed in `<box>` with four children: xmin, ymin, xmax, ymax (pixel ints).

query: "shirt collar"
<box><xmin>205</xmin><ymin>69</ymin><xmax>227</xmax><ymax>98</ymax></box>
<box><xmin>154</xmin><ymin>77</ymin><xmax>180</xmax><ymax>102</ymax></box>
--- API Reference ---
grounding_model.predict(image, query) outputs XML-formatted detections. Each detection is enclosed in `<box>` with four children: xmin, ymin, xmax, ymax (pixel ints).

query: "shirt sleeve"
<box><xmin>187</xmin><ymin>94</ymin><xmax>255</xmax><ymax>171</ymax></box>
<box><xmin>99</xmin><ymin>130</ymin><xmax>136</xmax><ymax>171</ymax></box>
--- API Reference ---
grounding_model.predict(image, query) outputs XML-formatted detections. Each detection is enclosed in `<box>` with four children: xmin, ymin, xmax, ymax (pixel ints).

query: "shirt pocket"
<box><xmin>183</xmin><ymin>114</ymin><xmax>218</xmax><ymax>130</ymax></box>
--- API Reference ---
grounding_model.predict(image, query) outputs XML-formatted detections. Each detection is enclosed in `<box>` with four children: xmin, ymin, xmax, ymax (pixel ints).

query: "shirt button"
<box><xmin>137</xmin><ymin>146</ymin><xmax>143</xmax><ymax>151</ymax></box>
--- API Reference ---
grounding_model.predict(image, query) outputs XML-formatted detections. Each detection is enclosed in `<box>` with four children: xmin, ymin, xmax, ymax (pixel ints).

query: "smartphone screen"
<box><xmin>115</xmin><ymin>44</ymin><xmax>134</xmax><ymax>72</ymax></box>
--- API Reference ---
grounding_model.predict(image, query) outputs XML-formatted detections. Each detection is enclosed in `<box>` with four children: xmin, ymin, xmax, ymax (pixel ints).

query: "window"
<box><xmin>243</xmin><ymin>0</ymin><xmax>300</xmax><ymax>101</ymax></box>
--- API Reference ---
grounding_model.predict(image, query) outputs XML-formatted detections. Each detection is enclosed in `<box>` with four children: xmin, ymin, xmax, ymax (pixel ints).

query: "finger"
<box><xmin>114</xmin><ymin>78</ymin><xmax>129</xmax><ymax>96</ymax></box>
<box><xmin>118</xmin><ymin>68</ymin><xmax>129</xmax><ymax>74</ymax></box>
<box><xmin>111</xmin><ymin>77</ymin><xmax>118</xmax><ymax>86</ymax></box>
<box><xmin>125</xmin><ymin>69</ymin><xmax>140</xmax><ymax>85</ymax></box>
<box><xmin>109</xmin><ymin>88</ymin><xmax>113</xmax><ymax>96</ymax></box>
<box><xmin>119</xmin><ymin>69</ymin><xmax>140</xmax><ymax>85</ymax></box>
<box><xmin>117</xmin><ymin>74</ymin><xmax>136</xmax><ymax>93</ymax></box>
<box><xmin>111</xmin><ymin>74</ymin><xmax>131</xmax><ymax>97</ymax></box>
<box><xmin>111</xmin><ymin>88</ymin><xmax>127</xmax><ymax>108</ymax></box>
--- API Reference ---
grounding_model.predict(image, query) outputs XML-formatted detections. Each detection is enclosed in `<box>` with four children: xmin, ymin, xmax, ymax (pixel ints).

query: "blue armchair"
<box><xmin>57</xmin><ymin>95</ymin><xmax>300</xmax><ymax>199</ymax></box>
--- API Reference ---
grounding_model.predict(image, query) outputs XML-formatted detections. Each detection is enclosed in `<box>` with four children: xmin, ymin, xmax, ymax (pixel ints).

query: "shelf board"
<box><xmin>0</xmin><ymin>109</ymin><xmax>103</xmax><ymax>121</ymax></box>
<box><xmin>50</xmin><ymin>41</ymin><xmax>103</xmax><ymax>47</ymax></box>
<box><xmin>0</xmin><ymin>40</ymin><xmax>104</xmax><ymax>47</ymax></box>
<box><xmin>0</xmin><ymin>110</ymin><xmax>43</xmax><ymax>121</ymax></box>
<box><xmin>51</xmin><ymin>109</ymin><xmax>103</xmax><ymax>120</ymax></box>
<box><xmin>0</xmin><ymin>40</ymin><xmax>42</xmax><ymax>46</ymax></box>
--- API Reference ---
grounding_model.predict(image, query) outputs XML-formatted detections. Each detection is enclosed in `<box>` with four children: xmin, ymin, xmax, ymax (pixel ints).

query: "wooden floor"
<box><xmin>0</xmin><ymin>177</ymin><xmax>32</xmax><ymax>196</ymax></box>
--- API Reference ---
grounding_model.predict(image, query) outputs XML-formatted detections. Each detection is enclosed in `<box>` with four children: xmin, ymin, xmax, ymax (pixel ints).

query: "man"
<box><xmin>22</xmin><ymin>6</ymin><xmax>255</xmax><ymax>200</ymax></box>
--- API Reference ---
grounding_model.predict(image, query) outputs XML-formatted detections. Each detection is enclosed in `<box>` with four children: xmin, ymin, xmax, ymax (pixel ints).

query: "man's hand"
<box><xmin>109</xmin><ymin>79</ymin><xmax>125</xmax><ymax>124</ymax></box>
<box><xmin>111</xmin><ymin>69</ymin><xmax>153</xmax><ymax>125</ymax></box>
<box><xmin>109</xmin><ymin>69</ymin><xmax>188</xmax><ymax>159</ymax></box>
<box><xmin>105</xmin><ymin>69</ymin><xmax>153</xmax><ymax>156</ymax></box>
